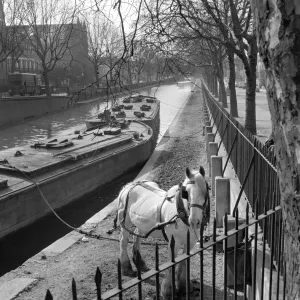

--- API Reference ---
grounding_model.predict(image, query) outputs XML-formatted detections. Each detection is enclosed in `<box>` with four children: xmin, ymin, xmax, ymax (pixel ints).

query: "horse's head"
<box><xmin>183</xmin><ymin>165</ymin><xmax>209</xmax><ymax>229</ymax></box>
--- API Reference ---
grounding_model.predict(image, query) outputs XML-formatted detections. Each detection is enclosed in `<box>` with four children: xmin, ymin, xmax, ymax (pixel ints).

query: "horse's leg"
<box><xmin>161</xmin><ymin>237</ymin><xmax>180</xmax><ymax>298</ymax></box>
<box><xmin>119</xmin><ymin>227</ymin><xmax>135</xmax><ymax>276</ymax></box>
<box><xmin>132</xmin><ymin>231</ymin><xmax>150</xmax><ymax>272</ymax></box>
<box><xmin>177</xmin><ymin>231</ymin><xmax>197</xmax><ymax>293</ymax></box>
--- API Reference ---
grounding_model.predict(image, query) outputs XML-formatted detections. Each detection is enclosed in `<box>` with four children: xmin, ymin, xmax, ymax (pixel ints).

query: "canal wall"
<box><xmin>0</xmin><ymin>96</ymin><xmax>70</xmax><ymax>127</ymax></box>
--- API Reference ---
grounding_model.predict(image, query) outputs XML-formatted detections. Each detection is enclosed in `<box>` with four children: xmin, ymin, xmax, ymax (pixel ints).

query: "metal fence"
<box><xmin>44</xmin><ymin>206</ymin><xmax>285</xmax><ymax>300</ymax></box>
<box><xmin>44</xmin><ymin>83</ymin><xmax>286</xmax><ymax>300</ymax></box>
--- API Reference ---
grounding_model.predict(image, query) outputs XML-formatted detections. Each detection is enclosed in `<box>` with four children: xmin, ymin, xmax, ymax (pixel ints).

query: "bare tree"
<box><xmin>0</xmin><ymin>0</ymin><xmax>25</xmax><ymax>62</ymax></box>
<box><xmin>22</xmin><ymin>0</ymin><xmax>78</xmax><ymax>96</ymax></box>
<box><xmin>201</xmin><ymin>0</ymin><xmax>258</xmax><ymax>133</ymax></box>
<box><xmin>84</xmin><ymin>12</ymin><xmax>116</xmax><ymax>87</ymax></box>
<box><xmin>251</xmin><ymin>0</ymin><xmax>300</xmax><ymax>298</ymax></box>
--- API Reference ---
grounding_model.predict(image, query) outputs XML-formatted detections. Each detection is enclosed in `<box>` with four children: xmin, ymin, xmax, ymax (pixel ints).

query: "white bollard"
<box><xmin>211</xmin><ymin>156</ymin><xmax>223</xmax><ymax>196</ymax></box>
<box><xmin>215</xmin><ymin>176</ymin><xmax>230</xmax><ymax>228</ymax></box>
<box><xmin>208</xmin><ymin>142</ymin><xmax>218</xmax><ymax>176</ymax></box>
<box><xmin>205</xmin><ymin>126</ymin><xmax>212</xmax><ymax>135</ymax></box>
<box><xmin>205</xmin><ymin>120</ymin><xmax>211</xmax><ymax>127</ymax></box>
<box><xmin>206</xmin><ymin>133</ymin><xmax>215</xmax><ymax>161</ymax></box>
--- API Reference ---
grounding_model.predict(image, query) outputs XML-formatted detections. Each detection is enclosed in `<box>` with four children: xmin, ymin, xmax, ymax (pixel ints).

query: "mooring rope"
<box><xmin>2</xmin><ymin>160</ymin><xmax>168</xmax><ymax>246</ymax></box>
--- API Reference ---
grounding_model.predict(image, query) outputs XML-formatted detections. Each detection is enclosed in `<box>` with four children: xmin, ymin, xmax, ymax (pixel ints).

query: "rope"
<box><xmin>1</xmin><ymin>160</ymin><xmax>167</xmax><ymax>246</ymax></box>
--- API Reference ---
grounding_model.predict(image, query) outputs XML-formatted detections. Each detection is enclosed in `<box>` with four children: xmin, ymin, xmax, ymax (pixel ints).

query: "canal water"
<box><xmin>0</xmin><ymin>83</ymin><xmax>192</xmax><ymax>276</ymax></box>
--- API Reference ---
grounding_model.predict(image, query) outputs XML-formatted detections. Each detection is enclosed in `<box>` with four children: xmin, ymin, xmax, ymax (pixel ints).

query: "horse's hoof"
<box><xmin>122</xmin><ymin>268</ymin><xmax>137</xmax><ymax>277</ymax></box>
<box><xmin>121</xmin><ymin>261</ymin><xmax>136</xmax><ymax>277</ymax></box>
<box><xmin>177</xmin><ymin>280</ymin><xmax>194</xmax><ymax>293</ymax></box>
<box><xmin>140</xmin><ymin>264</ymin><xmax>150</xmax><ymax>273</ymax></box>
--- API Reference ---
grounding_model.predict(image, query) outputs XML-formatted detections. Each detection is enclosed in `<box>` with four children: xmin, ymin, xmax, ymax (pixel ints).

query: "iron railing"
<box><xmin>44</xmin><ymin>205</ymin><xmax>285</xmax><ymax>300</ymax></box>
<box><xmin>201</xmin><ymin>83</ymin><xmax>283</xmax><ymax>275</ymax></box>
<box><xmin>201</xmin><ymin>84</ymin><xmax>279</xmax><ymax>215</ymax></box>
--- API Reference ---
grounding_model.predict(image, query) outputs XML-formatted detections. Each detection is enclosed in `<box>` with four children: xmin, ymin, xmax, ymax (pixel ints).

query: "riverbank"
<box><xmin>0</xmin><ymin>87</ymin><xmax>217</xmax><ymax>299</ymax></box>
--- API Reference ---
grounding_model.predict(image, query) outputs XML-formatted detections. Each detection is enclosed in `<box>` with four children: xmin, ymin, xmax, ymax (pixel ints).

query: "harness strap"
<box><xmin>176</xmin><ymin>189</ymin><xmax>190</xmax><ymax>227</ymax></box>
<box><xmin>120</xmin><ymin>182</ymin><xmax>178</xmax><ymax>240</ymax></box>
<box><xmin>190</xmin><ymin>203</ymin><xmax>206</xmax><ymax>210</ymax></box>
<box><xmin>158</xmin><ymin>193</ymin><xmax>170</xmax><ymax>241</ymax></box>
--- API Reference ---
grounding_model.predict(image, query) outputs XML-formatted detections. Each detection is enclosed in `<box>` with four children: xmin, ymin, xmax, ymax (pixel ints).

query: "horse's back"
<box><xmin>119</xmin><ymin>181</ymin><xmax>166</xmax><ymax>234</ymax></box>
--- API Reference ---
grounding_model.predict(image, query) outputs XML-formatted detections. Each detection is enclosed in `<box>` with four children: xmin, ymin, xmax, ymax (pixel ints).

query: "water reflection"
<box><xmin>0</xmin><ymin>84</ymin><xmax>191</xmax><ymax>150</ymax></box>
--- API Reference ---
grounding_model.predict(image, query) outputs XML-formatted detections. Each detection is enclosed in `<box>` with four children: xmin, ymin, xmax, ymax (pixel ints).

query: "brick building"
<box><xmin>0</xmin><ymin>0</ymin><xmax>93</xmax><ymax>90</ymax></box>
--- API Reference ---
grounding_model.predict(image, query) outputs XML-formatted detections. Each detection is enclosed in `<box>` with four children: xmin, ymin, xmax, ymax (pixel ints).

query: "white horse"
<box><xmin>116</xmin><ymin>165</ymin><xmax>210</xmax><ymax>298</ymax></box>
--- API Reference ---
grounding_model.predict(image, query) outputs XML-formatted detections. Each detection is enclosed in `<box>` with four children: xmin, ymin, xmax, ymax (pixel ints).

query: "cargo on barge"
<box><xmin>0</xmin><ymin>95</ymin><xmax>160</xmax><ymax>239</ymax></box>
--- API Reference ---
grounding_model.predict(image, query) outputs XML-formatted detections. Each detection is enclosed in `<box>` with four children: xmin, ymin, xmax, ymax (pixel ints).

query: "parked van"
<box><xmin>8</xmin><ymin>73</ymin><xmax>43</xmax><ymax>96</ymax></box>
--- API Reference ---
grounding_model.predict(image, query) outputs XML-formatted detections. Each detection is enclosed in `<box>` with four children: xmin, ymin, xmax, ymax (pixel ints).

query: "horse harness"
<box><xmin>120</xmin><ymin>180</ymin><xmax>210</xmax><ymax>242</ymax></box>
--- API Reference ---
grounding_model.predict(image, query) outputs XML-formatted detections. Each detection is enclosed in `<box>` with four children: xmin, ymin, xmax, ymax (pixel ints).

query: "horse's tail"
<box><xmin>110</xmin><ymin>183</ymin><xmax>132</xmax><ymax>232</ymax></box>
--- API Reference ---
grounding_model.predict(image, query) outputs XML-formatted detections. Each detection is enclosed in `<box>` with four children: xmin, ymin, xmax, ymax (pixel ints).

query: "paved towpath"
<box><xmin>225</xmin><ymin>87</ymin><xmax>272</xmax><ymax>142</ymax></box>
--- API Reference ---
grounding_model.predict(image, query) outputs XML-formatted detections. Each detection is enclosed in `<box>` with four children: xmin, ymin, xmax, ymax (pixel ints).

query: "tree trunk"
<box><xmin>95</xmin><ymin>65</ymin><xmax>99</xmax><ymax>87</ymax></box>
<box><xmin>213</xmin><ymin>75</ymin><xmax>218</xmax><ymax>97</ymax></box>
<box><xmin>43</xmin><ymin>71</ymin><xmax>51</xmax><ymax>96</ymax></box>
<box><xmin>244</xmin><ymin>36</ymin><xmax>258</xmax><ymax>134</ymax></box>
<box><xmin>251</xmin><ymin>0</ymin><xmax>300</xmax><ymax>298</ymax></box>
<box><xmin>218</xmin><ymin>60</ymin><xmax>228</xmax><ymax>108</ymax></box>
<box><xmin>227</xmin><ymin>48</ymin><xmax>238</xmax><ymax>117</ymax></box>
<box><xmin>127</xmin><ymin>62</ymin><xmax>132</xmax><ymax>85</ymax></box>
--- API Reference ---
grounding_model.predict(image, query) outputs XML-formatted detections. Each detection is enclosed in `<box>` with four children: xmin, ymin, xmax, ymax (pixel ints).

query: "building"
<box><xmin>0</xmin><ymin>6</ymin><xmax>93</xmax><ymax>90</ymax></box>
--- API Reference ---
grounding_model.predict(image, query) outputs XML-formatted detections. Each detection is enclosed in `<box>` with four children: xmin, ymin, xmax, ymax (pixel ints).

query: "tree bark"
<box><xmin>244</xmin><ymin>36</ymin><xmax>258</xmax><ymax>134</ymax></box>
<box><xmin>251</xmin><ymin>0</ymin><xmax>300</xmax><ymax>298</ymax></box>
<box><xmin>218</xmin><ymin>59</ymin><xmax>228</xmax><ymax>108</ymax></box>
<box><xmin>94</xmin><ymin>65</ymin><xmax>99</xmax><ymax>87</ymax></box>
<box><xmin>43</xmin><ymin>71</ymin><xmax>51</xmax><ymax>96</ymax></box>
<box><xmin>227</xmin><ymin>48</ymin><xmax>238</xmax><ymax>117</ymax></box>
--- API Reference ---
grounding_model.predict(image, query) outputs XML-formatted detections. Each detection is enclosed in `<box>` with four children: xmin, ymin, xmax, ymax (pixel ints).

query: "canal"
<box><xmin>0</xmin><ymin>83</ymin><xmax>192</xmax><ymax>276</ymax></box>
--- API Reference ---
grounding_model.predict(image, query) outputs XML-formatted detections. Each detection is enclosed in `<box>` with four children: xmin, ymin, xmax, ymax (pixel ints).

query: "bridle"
<box><xmin>182</xmin><ymin>179</ymin><xmax>209</xmax><ymax>211</ymax></box>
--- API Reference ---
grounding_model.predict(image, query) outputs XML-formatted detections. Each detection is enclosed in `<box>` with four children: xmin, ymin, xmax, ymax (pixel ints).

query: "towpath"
<box><xmin>226</xmin><ymin>87</ymin><xmax>272</xmax><ymax>142</ymax></box>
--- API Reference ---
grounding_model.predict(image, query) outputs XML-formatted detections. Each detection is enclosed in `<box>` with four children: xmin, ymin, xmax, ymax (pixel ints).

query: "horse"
<box><xmin>116</xmin><ymin>165</ymin><xmax>210</xmax><ymax>298</ymax></box>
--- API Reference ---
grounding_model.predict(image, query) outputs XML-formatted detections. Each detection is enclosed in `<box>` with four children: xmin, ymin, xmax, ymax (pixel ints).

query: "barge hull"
<box><xmin>0</xmin><ymin>138</ymin><xmax>152</xmax><ymax>239</ymax></box>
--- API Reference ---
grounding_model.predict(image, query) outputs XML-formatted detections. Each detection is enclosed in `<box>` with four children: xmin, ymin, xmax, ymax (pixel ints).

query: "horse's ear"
<box><xmin>186</xmin><ymin>167</ymin><xmax>191</xmax><ymax>178</ymax></box>
<box><xmin>199</xmin><ymin>166</ymin><xmax>205</xmax><ymax>177</ymax></box>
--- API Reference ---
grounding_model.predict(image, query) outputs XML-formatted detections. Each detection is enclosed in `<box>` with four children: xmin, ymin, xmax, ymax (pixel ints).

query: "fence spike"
<box><xmin>246</xmin><ymin>203</ymin><xmax>249</xmax><ymax>224</ymax></box>
<box><xmin>235</xmin><ymin>208</ymin><xmax>239</xmax><ymax>230</ymax></box>
<box><xmin>155</xmin><ymin>243</ymin><xmax>159</xmax><ymax>272</ymax></box>
<box><xmin>136</xmin><ymin>250</ymin><xmax>142</xmax><ymax>280</ymax></box>
<box><xmin>95</xmin><ymin>267</ymin><xmax>102</xmax><ymax>300</ymax></box>
<box><xmin>45</xmin><ymin>289</ymin><xmax>53</xmax><ymax>300</ymax></box>
<box><xmin>255</xmin><ymin>197</ymin><xmax>259</xmax><ymax>220</ymax></box>
<box><xmin>186</xmin><ymin>230</ymin><xmax>190</xmax><ymax>255</ymax></box>
<box><xmin>224</xmin><ymin>213</ymin><xmax>228</xmax><ymax>235</ymax></box>
<box><xmin>213</xmin><ymin>218</ymin><xmax>216</xmax><ymax>242</ymax></box>
<box><xmin>170</xmin><ymin>235</ymin><xmax>175</xmax><ymax>263</ymax></box>
<box><xmin>72</xmin><ymin>278</ymin><xmax>78</xmax><ymax>300</ymax></box>
<box><xmin>117</xmin><ymin>259</ymin><xmax>123</xmax><ymax>291</ymax></box>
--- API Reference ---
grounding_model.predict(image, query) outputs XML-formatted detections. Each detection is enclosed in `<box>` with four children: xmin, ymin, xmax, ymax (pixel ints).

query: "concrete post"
<box><xmin>205</xmin><ymin>126</ymin><xmax>213</xmax><ymax>137</ymax></box>
<box><xmin>224</xmin><ymin>215</ymin><xmax>245</xmax><ymax>248</ymax></box>
<box><xmin>204</xmin><ymin>120</ymin><xmax>211</xmax><ymax>127</ymax></box>
<box><xmin>208</xmin><ymin>142</ymin><xmax>218</xmax><ymax>176</ymax></box>
<box><xmin>206</xmin><ymin>133</ymin><xmax>215</xmax><ymax>161</ymax></box>
<box><xmin>215</xmin><ymin>176</ymin><xmax>230</xmax><ymax>228</ymax></box>
<box><xmin>223</xmin><ymin>216</ymin><xmax>246</xmax><ymax>287</ymax></box>
<box><xmin>211</xmin><ymin>156</ymin><xmax>223</xmax><ymax>196</ymax></box>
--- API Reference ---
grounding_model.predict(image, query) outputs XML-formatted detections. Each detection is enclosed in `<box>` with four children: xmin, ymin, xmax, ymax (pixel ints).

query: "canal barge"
<box><xmin>0</xmin><ymin>95</ymin><xmax>160</xmax><ymax>239</ymax></box>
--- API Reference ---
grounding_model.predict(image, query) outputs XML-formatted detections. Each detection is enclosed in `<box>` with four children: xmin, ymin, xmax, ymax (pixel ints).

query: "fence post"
<box><xmin>215</xmin><ymin>176</ymin><xmax>230</xmax><ymax>228</ymax></box>
<box><xmin>206</xmin><ymin>133</ymin><xmax>215</xmax><ymax>162</ymax></box>
<box><xmin>208</xmin><ymin>142</ymin><xmax>218</xmax><ymax>176</ymax></box>
<box><xmin>205</xmin><ymin>120</ymin><xmax>211</xmax><ymax>127</ymax></box>
<box><xmin>211</xmin><ymin>156</ymin><xmax>223</xmax><ymax>196</ymax></box>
